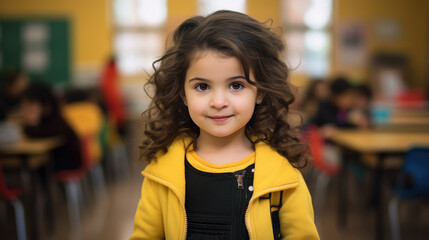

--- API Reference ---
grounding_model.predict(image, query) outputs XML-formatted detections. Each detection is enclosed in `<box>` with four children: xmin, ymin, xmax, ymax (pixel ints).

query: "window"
<box><xmin>198</xmin><ymin>0</ymin><xmax>246</xmax><ymax>15</ymax></box>
<box><xmin>113</xmin><ymin>0</ymin><xmax>167</xmax><ymax>75</ymax></box>
<box><xmin>282</xmin><ymin>0</ymin><xmax>332</xmax><ymax>78</ymax></box>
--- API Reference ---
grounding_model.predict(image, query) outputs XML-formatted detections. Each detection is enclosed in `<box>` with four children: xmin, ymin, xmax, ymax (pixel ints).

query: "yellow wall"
<box><xmin>0</xmin><ymin>0</ymin><xmax>281</xmax><ymax>75</ymax></box>
<box><xmin>0</xmin><ymin>0</ymin><xmax>112</xmax><ymax>69</ymax></box>
<box><xmin>166</xmin><ymin>0</ymin><xmax>197</xmax><ymax>31</ymax></box>
<box><xmin>2</xmin><ymin>0</ymin><xmax>426</xmax><ymax>88</ymax></box>
<box><xmin>165</xmin><ymin>0</ymin><xmax>281</xmax><ymax>38</ymax></box>
<box><xmin>333</xmin><ymin>0</ymin><xmax>429</xmax><ymax>87</ymax></box>
<box><xmin>247</xmin><ymin>0</ymin><xmax>280</xmax><ymax>28</ymax></box>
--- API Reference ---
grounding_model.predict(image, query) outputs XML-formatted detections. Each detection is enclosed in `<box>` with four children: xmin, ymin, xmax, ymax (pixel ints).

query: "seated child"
<box><xmin>22</xmin><ymin>82</ymin><xmax>82</xmax><ymax>171</ymax></box>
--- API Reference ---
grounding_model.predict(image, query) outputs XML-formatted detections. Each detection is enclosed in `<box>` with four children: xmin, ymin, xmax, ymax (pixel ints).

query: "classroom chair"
<box><xmin>0</xmin><ymin>162</ymin><xmax>27</xmax><ymax>240</ymax></box>
<box><xmin>102</xmin><ymin>119</ymin><xmax>129</xmax><ymax>182</ymax></box>
<box><xmin>388</xmin><ymin>147</ymin><xmax>429</xmax><ymax>240</ymax></box>
<box><xmin>302</xmin><ymin>125</ymin><xmax>340</xmax><ymax>222</ymax></box>
<box><xmin>63</xmin><ymin>102</ymin><xmax>106</xmax><ymax>199</ymax></box>
<box><xmin>54</xmin><ymin>135</ymin><xmax>92</xmax><ymax>229</ymax></box>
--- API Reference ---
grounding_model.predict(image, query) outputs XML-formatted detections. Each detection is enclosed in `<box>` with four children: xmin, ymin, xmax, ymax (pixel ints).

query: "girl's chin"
<box><xmin>200</xmin><ymin>129</ymin><xmax>246</xmax><ymax>139</ymax></box>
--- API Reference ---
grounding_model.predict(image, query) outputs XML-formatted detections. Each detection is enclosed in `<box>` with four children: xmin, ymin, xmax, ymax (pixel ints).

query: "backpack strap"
<box><xmin>269</xmin><ymin>191</ymin><xmax>283</xmax><ymax>239</ymax></box>
<box><xmin>270</xmin><ymin>191</ymin><xmax>283</xmax><ymax>212</ymax></box>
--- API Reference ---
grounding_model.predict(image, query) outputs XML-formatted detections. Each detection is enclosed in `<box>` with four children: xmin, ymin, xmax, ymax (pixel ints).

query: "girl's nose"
<box><xmin>209</xmin><ymin>90</ymin><xmax>229</xmax><ymax>109</ymax></box>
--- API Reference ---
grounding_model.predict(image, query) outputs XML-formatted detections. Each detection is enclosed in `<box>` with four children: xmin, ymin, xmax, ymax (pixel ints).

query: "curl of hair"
<box><xmin>140</xmin><ymin>10</ymin><xmax>308</xmax><ymax>168</ymax></box>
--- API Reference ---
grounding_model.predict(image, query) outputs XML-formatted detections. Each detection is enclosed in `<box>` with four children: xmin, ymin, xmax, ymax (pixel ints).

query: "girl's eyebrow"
<box><xmin>188</xmin><ymin>75</ymin><xmax>246</xmax><ymax>82</ymax></box>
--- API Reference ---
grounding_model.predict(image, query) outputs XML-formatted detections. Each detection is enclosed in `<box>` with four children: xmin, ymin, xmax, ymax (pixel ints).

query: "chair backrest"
<box><xmin>302</xmin><ymin>125</ymin><xmax>324</xmax><ymax>167</ymax></box>
<box><xmin>0</xmin><ymin>161</ymin><xmax>21</xmax><ymax>199</ymax></box>
<box><xmin>302</xmin><ymin>125</ymin><xmax>339</xmax><ymax>175</ymax></box>
<box><xmin>395</xmin><ymin>89</ymin><xmax>426</xmax><ymax>109</ymax></box>
<box><xmin>403</xmin><ymin>147</ymin><xmax>429</xmax><ymax>193</ymax></box>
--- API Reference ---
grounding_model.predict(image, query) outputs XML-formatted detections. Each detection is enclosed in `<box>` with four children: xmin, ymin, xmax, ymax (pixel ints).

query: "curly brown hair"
<box><xmin>140</xmin><ymin>10</ymin><xmax>308</xmax><ymax>168</ymax></box>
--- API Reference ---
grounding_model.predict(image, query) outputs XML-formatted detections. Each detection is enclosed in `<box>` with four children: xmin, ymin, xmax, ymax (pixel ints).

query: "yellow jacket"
<box><xmin>130</xmin><ymin>137</ymin><xmax>319</xmax><ymax>240</ymax></box>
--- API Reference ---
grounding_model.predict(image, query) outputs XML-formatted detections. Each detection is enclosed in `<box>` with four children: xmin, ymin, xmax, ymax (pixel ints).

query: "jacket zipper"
<box><xmin>234</xmin><ymin>172</ymin><xmax>246</xmax><ymax>239</ymax></box>
<box><xmin>245</xmin><ymin>182</ymin><xmax>298</xmax><ymax>240</ymax></box>
<box><xmin>143</xmin><ymin>172</ymin><xmax>188</xmax><ymax>240</ymax></box>
<box><xmin>235</xmin><ymin>172</ymin><xmax>245</xmax><ymax>189</ymax></box>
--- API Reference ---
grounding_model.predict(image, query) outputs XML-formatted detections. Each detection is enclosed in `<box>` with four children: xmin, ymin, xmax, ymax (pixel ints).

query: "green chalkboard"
<box><xmin>0</xmin><ymin>17</ymin><xmax>71</xmax><ymax>86</ymax></box>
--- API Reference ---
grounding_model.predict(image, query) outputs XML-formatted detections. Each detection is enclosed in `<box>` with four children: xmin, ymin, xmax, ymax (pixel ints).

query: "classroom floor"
<box><xmin>60</xmin><ymin>168</ymin><xmax>429</xmax><ymax>240</ymax></box>
<box><xmin>311</xmin><ymin>173</ymin><xmax>429</xmax><ymax>240</ymax></box>
<box><xmin>27</xmin><ymin>160</ymin><xmax>146</xmax><ymax>240</ymax></box>
<box><xmin>2</xmin><ymin>159</ymin><xmax>429</xmax><ymax>240</ymax></box>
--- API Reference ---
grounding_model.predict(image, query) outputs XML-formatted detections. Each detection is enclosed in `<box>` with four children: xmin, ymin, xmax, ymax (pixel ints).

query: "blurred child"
<box><xmin>130</xmin><ymin>10</ymin><xmax>319</xmax><ymax>239</ymax></box>
<box><xmin>100</xmin><ymin>56</ymin><xmax>126</xmax><ymax>136</ymax></box>
<box><xmin>301</xmin><ymin>79</ymin><xmax>330</xmax><ymax>123</ymax></box>
<box><xmin>22</xmin><ymin>82</ymin><xmax>82</xmax><ymax>171</ymax></box>
<box><xmin>311</xmin><ymin>76</ymin><xmax>357</xmax><ymax>138</ymax></box>
<box><xmin>0</xmin><ymin>69</ymin><xmax>29</xmax><ymax>114</ymax></box>
<box><xmin>0</xmin><ymin>101</ymin><xmax>20</xmax><ymax>145</ymax></box>
<box><xmin>349</xmin><ymin>83</ymin><xmax>373</xmax><ymax>129</ymax></box>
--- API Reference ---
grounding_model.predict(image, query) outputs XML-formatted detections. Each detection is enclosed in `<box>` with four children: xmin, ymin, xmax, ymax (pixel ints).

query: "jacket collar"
<box><xmin>142</xmin><ymin>137</ymin><xmax>299</xmax><ymax>202</ymax></box>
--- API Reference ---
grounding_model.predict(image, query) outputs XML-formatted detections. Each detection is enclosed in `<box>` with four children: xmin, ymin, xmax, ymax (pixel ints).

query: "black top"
<box><xmin>311</xmin><ymin>101</ymin><xmax>355</xmax><ymax>128</ymax></box>
<box><xmin>185</xmin><ymin>157</ymin><xmax>255</xmax><ymax>240</ymax></box>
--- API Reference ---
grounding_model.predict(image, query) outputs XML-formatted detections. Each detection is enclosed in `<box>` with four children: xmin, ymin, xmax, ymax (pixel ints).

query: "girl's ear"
<box><xmin>180</xmin><ymin>91</ymin><xmax>188</xmax><ymax>106</ymax></box>
<box><xmin>256</xmin><ymin>91</ymin><xmax>265</xmax><ymax>104</ymax></box>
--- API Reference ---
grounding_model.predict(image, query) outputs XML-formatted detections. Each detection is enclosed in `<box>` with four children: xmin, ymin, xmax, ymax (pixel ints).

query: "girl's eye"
<box><xmin>195</xmin><ymin>83</ymin><xmax>210</xmax><ymax>92</ymax></box>
<box><xmin>230</xmin><ymin>82</ymin><xmax>244</xmax><ymax>90</ymax></box>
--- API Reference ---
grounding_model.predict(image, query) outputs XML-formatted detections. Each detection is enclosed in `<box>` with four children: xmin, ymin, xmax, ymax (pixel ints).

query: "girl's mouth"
<box><xmin>208</xmin><ymin>115</ymin><xmax>232</xmax><ymax>122</ymax></box>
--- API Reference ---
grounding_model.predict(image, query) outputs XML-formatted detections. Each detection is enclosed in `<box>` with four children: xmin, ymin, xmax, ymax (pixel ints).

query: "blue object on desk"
<box><xmin>371</xmin><ymin>104</ymin><xmax>392</xmax><ymax>126</ymax></box>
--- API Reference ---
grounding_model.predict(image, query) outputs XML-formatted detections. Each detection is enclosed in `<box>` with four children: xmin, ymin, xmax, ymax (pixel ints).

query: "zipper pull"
<box><xmin>235</xmin><ymin>173</ymin><xmax>245</xmax><ymax>189</ymax></box>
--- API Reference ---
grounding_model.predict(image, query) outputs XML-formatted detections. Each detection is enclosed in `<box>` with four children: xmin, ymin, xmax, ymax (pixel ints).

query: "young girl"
<box><xmin>131</xmin><ymin>10</ymin><xmax>319</xmax><ymax>240</ymax></box>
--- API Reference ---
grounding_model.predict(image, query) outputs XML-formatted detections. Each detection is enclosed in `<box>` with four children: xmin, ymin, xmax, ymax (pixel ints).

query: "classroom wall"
<box><xmin>0</xmin><ymin>0</ymin><xmax>112</xmax><ymax>71</ymax></box>
<box><xmin>165</xmin><ymin>0</ymin><xmax>281</xmax><ymax>39</ymax></box>
<box><xmin>333</xmin><ymin>0</ymin><xmax>429</xmax><ymax>88</ymax></box>
<box><xmin>0</xmin><ymin>0</ymin><xmax>281</xmax><ymax>67</ymax></box>
<box><xmin>1</xmin><ymin>0</ymin><xmax>427</xmax><ymax>89</ymax></box>
<box><xmin>247</xmin><ymin>0</ymin><xmax>280</xmax><ymax>27</ymax></box>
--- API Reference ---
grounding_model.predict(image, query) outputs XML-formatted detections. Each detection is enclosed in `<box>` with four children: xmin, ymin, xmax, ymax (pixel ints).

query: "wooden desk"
<box><xmin>331</xmin><ymin>131</ymin><xmax>429</xmax><ymax>153</ymax></box>
<box><xmin>0</xmin><ymin>137</ymin><xmax>61</xmax><ymax>155</ymax></box>
<box><xmin>389</xmin><ymin>116</ymin><xmax>429</xmax><ymax>125</ymax></box>
<box><xmin>0</xmin><ymin>137</ymin><xmax>62</xmax><ymax>240</ymax></box>
<box><xmin>392</xmin><ymin>109</ymin><xmax>429</xmax><ymax>118</ymax></box>
<box><xmin>330</xmin><ymin>130</ymin><xmax>429</xmax><ymax>240</ymax></box>
<box><xmin>0</xmin><ymin>137</ymin><xmax>61</xmax><ymax>168</ymax></box>
<box><xmin>385</xmin><ymin>110</ymin><xmax>429</xmax><ymax>128</ymax></box>
<box><xmin>388</xmin><ymin>110</ymin><xmax>429</xmax><ymax>128</ymax></box>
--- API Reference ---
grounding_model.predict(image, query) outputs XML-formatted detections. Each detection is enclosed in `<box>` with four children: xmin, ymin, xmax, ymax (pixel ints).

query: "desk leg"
<box><xmin>40</xmin><ymin>160</ymin><xmax>55</xmax><ymax>234</ymax></box>
<box><xmin>338</xmin><ymin>150</ymin><xmax>348</xmax><ymax>229</ymax></box>
<box><xmin>20</xmin><ymin>157</ymin><xmax>39</xmax><ymax>240</ymax></box>
<box><xmin>30</xmin><ymin>170</ymin><xmax>40</xmax><ymax>240</ymax></box>
<box><xmin>24</xmin><ymin>174</ymin><xmax>39</xmax><ymax>240</ymax></box>
<box><xmin>375</xmin><ymin>154</ymin><xmax>386</xmax><ymax>240</ymax></box>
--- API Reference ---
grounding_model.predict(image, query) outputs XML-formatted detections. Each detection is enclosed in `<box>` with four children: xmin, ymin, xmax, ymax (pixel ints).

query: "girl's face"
<box><xmin>22</xmin><ymin>99</ymin><xmax>43</xmax><ymax>126</ymax></box>
<box><xmin>183</xmin><ymin>50</ymin><xmax>262</xmax><ymax>140</ymax></box>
